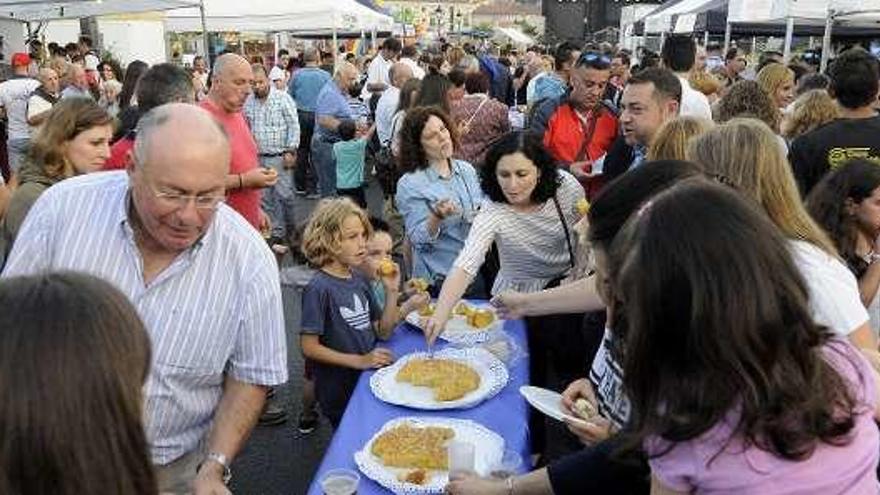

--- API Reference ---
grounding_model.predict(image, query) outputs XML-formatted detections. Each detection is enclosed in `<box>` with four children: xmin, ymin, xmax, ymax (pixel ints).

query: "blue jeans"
<box><xmin>259</xmin><ymin>155</ymin><xmax>296</xmax><ymax>239</ymax></box>
<box><xmin>7</xmin><ymin>138</ymin><xmax>29</xmax><ymax>173</ymax></box>
<box><xmin>310</xmin><ymin>133</ymin><xmax>336</xmax><ymax>198</ymax></box>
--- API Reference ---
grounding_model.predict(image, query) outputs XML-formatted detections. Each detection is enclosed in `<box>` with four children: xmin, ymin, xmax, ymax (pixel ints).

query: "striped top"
<box><xmin>1</xmin><ymin>171</ymin><xmax>288</xmax><ymax>465</ymax></box>
<box><xmin>453</xmin><ymin>170</ymin><xmax>586</xmax><ymax>294</ymax></box>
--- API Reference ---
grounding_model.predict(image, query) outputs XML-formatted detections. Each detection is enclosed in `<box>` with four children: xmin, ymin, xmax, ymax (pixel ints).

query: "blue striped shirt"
<box><xmin>243</xmin><ymin>88</ymin><xmax>301</xmax><ymax>155</ymax></box>
<box><xmin>1</xmin><ymin>171</ymin><xmax>288</xmax><ymax>464</ymax></box>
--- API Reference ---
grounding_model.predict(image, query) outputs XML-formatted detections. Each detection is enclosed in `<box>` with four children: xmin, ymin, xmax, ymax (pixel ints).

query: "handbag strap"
<box><xmin>552</xmin><ymin>195</ymin><xmax>575</xmax><ymax>269</ymax></box>
<box><xmin>462</xmin><ymin>95</ymin><xmax>490</xmax><ymax>133</ymax></box>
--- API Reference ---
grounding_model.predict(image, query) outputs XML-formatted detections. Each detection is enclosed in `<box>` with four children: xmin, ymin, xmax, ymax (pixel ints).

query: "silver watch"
<box><xmin>197</xmin><ymin>451</ymin><xmax>232</xmax><ymax>485</ymax></box>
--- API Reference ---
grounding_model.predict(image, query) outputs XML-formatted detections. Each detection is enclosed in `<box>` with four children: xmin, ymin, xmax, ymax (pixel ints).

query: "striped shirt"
<box><xmin>1</xmin><ymin>171</ymin><xmax>288</xmax><ymax>465</ymax></box>
<box><xmin>243</xmin><ymin>88</ymin><xmax>301</xmax><ymax>155</ymax></box>
<box><xmin>453</xmin><ymin>170</ymin><xmax>585</xmax><ymax>294</ymax></box>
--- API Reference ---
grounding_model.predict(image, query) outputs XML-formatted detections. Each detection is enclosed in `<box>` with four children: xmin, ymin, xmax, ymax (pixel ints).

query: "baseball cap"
<box><xmin>11</xmin><ymin>52</ymin><xmax>30</xmax><ymax>67</ymax></box>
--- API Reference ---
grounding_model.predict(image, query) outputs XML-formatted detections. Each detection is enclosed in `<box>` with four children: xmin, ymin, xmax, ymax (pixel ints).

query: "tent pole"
<box><xmin>703</xmin><ymin>30</ymin><xmax>709</xmax><ymax>47</ymax></box>
<box><xmin>199</xmin><ymin>0</ymin><xmax>211</xmax><ymax>65</ymax></box>
<box><xmin>821</xmin><ymin>10</ymin><xmax>834</xmax><ymax>73</ymax></box>
<box><xmin>783</xmin><ymin>16</ymin><xmax>794</xmax><ymax>62</ymax></box>
<box><xmin>723</xmin><ymin>22</ymin><xmax>731</xmax><ymax>54</ymax></box>
<box><xmin>332</xmin><ymin>25</ymin><xmax>338</xmax><ymax>74</ymax></box>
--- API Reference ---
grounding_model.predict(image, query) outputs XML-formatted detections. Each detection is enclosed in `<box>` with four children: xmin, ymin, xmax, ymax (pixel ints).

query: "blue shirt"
<box><xmin>333</xmin><ymin>138</ymin><xmax>368</xmax><ymax>189</ymax></box>
<box><xmin>395</xmin><ymin>159</ymin><xmax>484</xmax><ymax>282</ymax></box>
<box><xmin>532</xmin><ymin>74</ymin><xmax>567</xmax><ymax>104</ymax></box>
<box><xmin>288</xmin><ymin>67</ymin><xmax>331</xmax><ymax>113</ymax></box>
<box><xmin>1</xmin><ymin>171</ymin><xmax>287</xmax><ymax>464</ymax></box>
<box><xmin>314</xmin><ymin>80</ymin><xmax>352</xmax><ymax>141</ymax></box>
<box><xmin>300</xmin><ymin>270</ymin><xmax>381</xmax><ymax>422</ymax></box>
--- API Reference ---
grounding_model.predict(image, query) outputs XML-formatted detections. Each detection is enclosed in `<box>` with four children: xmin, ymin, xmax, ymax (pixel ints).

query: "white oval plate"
<box><xmin>370</xmin><ymin>347</ymin><xmax>509</xmax><ymax>410</ymax></box>
<box><xmin>405</xmin><ymin>303</ymin><xmax>503</xmax><ymax>345</ymax></box>
<box><xmin>519</xmin><ymin>385</ymin><xmax>590</xmax><ymax>427</ymax></box>
<box><xmin>354</xmin><ymin>416</ymin><xmax>504</xmax><ymax>494</ymax></box>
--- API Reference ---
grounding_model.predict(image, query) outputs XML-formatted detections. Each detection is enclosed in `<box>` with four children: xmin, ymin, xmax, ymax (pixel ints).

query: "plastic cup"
<box><xmin>320</xmin><ymin>468</ymin><xmax>359</xmax><ymax>495</ymax></box>
<box><xmin>489</xmin><ymin>449</ymin><xmax>523</xmax><ymax>480</ymax></box>
<box><xmin>447</xmin><ymin>441</ymin><xmax>476</xmax><ymax>477</ymax></box>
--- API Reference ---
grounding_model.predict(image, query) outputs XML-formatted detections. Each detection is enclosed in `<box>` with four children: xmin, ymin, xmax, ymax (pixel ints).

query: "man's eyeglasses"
<box><xmin>153</xmin><ymin>189</ymin><xmax>225</xmax><ymax>210</ymax></box>
<box><xmin>577</xmin><ymin>52</ymin><xmax>612</xmax><ymax>69</ymax></box>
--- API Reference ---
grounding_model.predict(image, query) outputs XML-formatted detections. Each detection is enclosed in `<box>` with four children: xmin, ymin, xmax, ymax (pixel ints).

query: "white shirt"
<box><xmin>375</xmin><ymin>86</ymin><xmax>400</xmax><ymax>145</ymax></box>
<box><xmin>0</xmin><ymin>77</ymin><xmax>40</xmax><ymax>140</ymax></box>
<box><xmin>2</xmin><ymin>171</ymin><xmax>288</xmax><ymax>464</ymax></box>
<box><xmin>361</xmin><ymin>52</ymin><xmax>392</xmax><ymax>100</ymax></box>
<box><xmin>790</xmin><ymin>240</ymin><xmax>870</xmax><ymax>336</ymax></box>
<box><xmin>454</xmin><ymin>171</ymin><xmax>586</xmax><ymax>294</ymax></box>
<box><xmin>26</xmin><ymin>91</ymin><xmax>54</xmax><ymax>128</ymax></box>
<box><xmin>677</xmin><ymin>75</ymin><xmax>712</xmax><ymax>121</ymax></box>
<box><xmin>400</xmin><ymin>57</ymin><xmax>425</xmax><ymax>80</ymax></box>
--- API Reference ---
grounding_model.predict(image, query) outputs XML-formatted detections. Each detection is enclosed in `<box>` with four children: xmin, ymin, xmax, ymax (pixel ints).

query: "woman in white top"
<box><xmin>423</xmin><ymin>131</ymin><xmax>586</xmax><ymax>342</ymax></box>
<box><xmin>688</xmin><ymin>118</ymin><xmax>876</xmax><ymax>350</ymax></box>
<box><xmin>423</xmin><ymin>131</ymin><xmax>591</xmax><ymax>449</ymax></box>
<box><xmin>806</xmin><ymin>159</ymin><xmax>880</xmax><ymax>336</ymax></box>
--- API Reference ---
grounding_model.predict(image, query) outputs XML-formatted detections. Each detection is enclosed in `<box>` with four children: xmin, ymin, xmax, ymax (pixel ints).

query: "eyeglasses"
<box><xmin>152</xmin><ymin>189</ymin><xmax>225</xmax><ymax>210</ymax></box>
<box><xmin>577</xmin><ymin>52</ymin><xmax>612</xmax><ymax>68</ymax></box>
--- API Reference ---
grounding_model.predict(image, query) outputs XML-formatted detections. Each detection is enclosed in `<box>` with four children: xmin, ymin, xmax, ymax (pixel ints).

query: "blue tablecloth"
<box><xmin>307</xmin><ymin>318</ymin><xmax>531</xmax><ymax>494</ymax></box>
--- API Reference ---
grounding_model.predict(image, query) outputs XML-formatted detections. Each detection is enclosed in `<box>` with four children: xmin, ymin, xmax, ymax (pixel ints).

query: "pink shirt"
<box><xmin>647</xmin><ymin>339</ymin><xmax>880</xmax><ymax>494</ymax></box>
<box><xmin>200</xmin><ymin>99</ymin><xmax>261</xmax><ymax>229</ymax></box>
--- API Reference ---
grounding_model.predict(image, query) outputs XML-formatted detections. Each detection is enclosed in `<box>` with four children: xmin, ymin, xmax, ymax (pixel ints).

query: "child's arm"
<box><xmin>301</xmin><ymin>334</ymin><xmax>393</xmax><ymax>370</ymax></box>
<box><xmin>376</xmin><ymin>260</ymin><xmax>402</xmax><ymax>339</ymax></box>
<box><xmin>399</xmin><ymin>291</ymin><xmax>430</xmax><ymax>318</ymax></box>
<box><xmin>364</xmin><ymin>122</ymin><xmax>377</xmax><ymax>141</ymax></box>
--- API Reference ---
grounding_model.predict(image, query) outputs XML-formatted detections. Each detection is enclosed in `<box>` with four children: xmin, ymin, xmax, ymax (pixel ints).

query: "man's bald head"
<box><xmin>133</xmin><ymin>103</ymin><xmax>228</xmax><ymax>170</ymax></box>
<box><xmin>208</xmin><ymin>53</ymin><xmax>253</xmax><ymax>114</ymax></box>
<box><xmin>389</xmin><ymin>62</ymin><xmax>413</xmax><ymax>88</ymax></box>
<box><xmin>334</xmin><ymin>61</ymin><xmax>359</xmax><ymax>93</ymax></box>
<box><xmin>128</xmin><ymin>103</ymin><xmax>230</xmax><ymax>254</ymax></box>
<box><xmin>212</xmin><ymin>53</ymin><xmax>249</xmax><ymax>81</ymax></box>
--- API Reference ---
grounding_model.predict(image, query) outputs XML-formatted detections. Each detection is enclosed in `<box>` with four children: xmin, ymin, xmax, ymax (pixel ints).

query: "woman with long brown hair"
<box><xmin>0</xmin><ymin>272</ymin><xmax>156</xmax><ymax>494</ymax></box>
<box><xmin>688</xmin><ymin>118</ymin><xmax>877</xmax><ymax>351</ymax></box>
<box><xmin>0</xmin><ymin>97</ymin><xmax>112</xmax><ymax>265</ymax></box>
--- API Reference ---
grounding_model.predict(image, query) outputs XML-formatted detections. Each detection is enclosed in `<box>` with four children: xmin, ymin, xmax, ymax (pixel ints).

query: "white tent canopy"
<box><xmin>644</xmin><ymin>0</ymin><xmax>720</xmax><ymax>33</ymax></box>
<box><xmin>495</xmin><ymin>27</ymin><xmax>534</xmax><ymax>46</ymax></box>
<box><xmin>0</xmin><ymin>0</ymin><xmax>198</xmax><ymax>22</ymax></box>
<box><xmin>164</xmin><ymin>0</ymin><xmax>393</xmax><ymax>33</ymax></box>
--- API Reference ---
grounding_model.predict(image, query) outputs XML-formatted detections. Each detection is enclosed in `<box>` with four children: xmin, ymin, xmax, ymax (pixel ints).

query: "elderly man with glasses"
<box><xmin>1</xmin><ymin>103</ymin><xmax>287</xmax><ymax>495</ymax></box>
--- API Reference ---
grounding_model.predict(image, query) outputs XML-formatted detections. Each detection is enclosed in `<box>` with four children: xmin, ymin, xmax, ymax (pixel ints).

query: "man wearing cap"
<box><xmin>0</xmin><ymin>53</ymin><xmax>40</xmax><ymax>177</ymax></box>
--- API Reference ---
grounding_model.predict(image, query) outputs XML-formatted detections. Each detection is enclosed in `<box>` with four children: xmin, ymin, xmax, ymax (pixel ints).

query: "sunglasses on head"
<box><xmin>578</xmin><ymin>52</ymin><xmax>612</xmax><ymax>68</ymax></box>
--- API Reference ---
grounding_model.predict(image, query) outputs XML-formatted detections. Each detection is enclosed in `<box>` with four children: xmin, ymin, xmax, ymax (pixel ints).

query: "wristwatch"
<box><xmin>197</xmin><ymin>452</ymin><xmax>232</xmax><ymax>485</ymax></box>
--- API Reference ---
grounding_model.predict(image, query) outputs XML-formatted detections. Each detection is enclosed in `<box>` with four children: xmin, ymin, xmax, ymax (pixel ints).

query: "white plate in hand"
<box><xmin>519</xmin><ymin>386</ymin><xmax>589</xmax><ymax>426</ymax></box>
<box><xmin>404</xmin><ymin>303</ymin><xmax>502</xmax><ymax>345</ymax></box>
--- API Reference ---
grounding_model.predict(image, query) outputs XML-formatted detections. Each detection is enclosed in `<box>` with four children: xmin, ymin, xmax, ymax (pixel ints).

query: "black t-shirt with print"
<box><xmin>789</xmin><ymin>115</ymin><xmax>880</xmax><ymax>196</ymax></box>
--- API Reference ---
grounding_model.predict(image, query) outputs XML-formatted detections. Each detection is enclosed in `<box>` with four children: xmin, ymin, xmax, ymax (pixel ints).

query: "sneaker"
<box><xmin>297</xmin><ymin>411</ymin><xmax>319</xmax><ymax>434</ymax></box>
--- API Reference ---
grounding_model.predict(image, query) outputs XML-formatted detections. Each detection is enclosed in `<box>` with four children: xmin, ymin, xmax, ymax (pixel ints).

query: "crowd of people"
<box><xmin>2</xmin><ymin>29</ymin><xmax>880</xmax><ymax>495</ymax></box>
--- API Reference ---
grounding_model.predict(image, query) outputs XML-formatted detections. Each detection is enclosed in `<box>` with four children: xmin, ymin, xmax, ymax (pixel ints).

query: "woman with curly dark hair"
<box><xmin>395</xmin><ymin>105</ymin><xmax>485</xmax><ymax>296</ymax></box>
<box><xmin>807</xmin><ymin>159</ymin><xmax>880</xmax><ymax>335</ymax></box>
<box><xmin>422</xmin><ymin>132</ymin><xmax>588</xmax><ymax>448</ymax></box>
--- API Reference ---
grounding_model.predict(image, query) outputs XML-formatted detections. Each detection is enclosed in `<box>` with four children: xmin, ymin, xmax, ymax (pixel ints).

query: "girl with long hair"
<box><xmin>807</xmin><ymin>159</ymin><xmax>880</xmax><ymax>334</ymax></box>
<box><xmin>613</xmin><ymin>181</ymin><xmax>880</xmax><ymax>493</ymax></box>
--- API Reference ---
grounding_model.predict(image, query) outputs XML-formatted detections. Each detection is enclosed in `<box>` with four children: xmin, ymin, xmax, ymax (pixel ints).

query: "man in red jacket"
<box><xmin>530</xmin><ymin>51</ymin><xmax>618</xmax><ymax>198</ymax></box>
